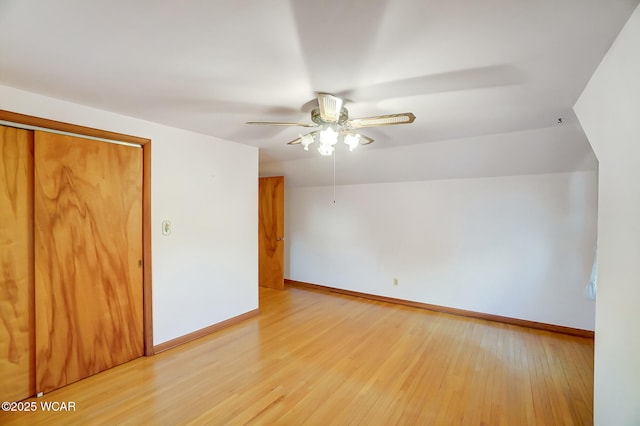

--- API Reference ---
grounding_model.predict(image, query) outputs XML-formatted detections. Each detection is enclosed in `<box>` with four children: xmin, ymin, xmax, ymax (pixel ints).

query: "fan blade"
<box><xmin>359</xmin><ymin>134</ymin><xmax>374</xmax><ymax>145</ymax></box>
<box><xmin>246</xmin><ymin>121</ymin><xmax>318</xmax><ymax>127</ymax></box>
<box><xmin>339</xmin><ymin>131</ymin><xmax>375</xmax><ymax>146</ymax></box>
<box><xmin>317</xmin><ymin>93</ymin><xmax>344</xmax><ymax>123</ymax></box>
<box><xmin>287</xmin><ymin>131</ymin><xmax>318</xmax><ymax>145</ymax></box>
<box><xmin>348</xmin><ymin>113</ymin><xmax>416</xmax><ymax>128</ymax></box>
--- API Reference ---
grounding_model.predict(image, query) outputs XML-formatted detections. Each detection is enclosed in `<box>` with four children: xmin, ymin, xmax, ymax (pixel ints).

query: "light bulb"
<box><xmin>319</xmin><ymin>127</ymin><xmax>339</xmax><ymax>146</ymax></box>
<box><xmin>318</xmin><ymin>144</ymin><xmax>335</xmax><ymax>156</ymax></box>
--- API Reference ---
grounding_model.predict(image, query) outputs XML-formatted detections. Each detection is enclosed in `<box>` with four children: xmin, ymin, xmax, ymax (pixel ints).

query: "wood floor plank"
<box><xmin>0</xmin><ymin>285</ymin><xmax>593</xmax><ymax>425</ymax></box>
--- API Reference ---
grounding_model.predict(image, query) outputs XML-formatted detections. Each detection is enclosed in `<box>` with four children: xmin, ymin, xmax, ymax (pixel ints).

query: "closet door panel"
<box><xmin>0</xmin><ymin>126</ymin><xmax>35</xmax><ymax>401</ymax></box>
<box><xmin>34</xmin><ymin>131</ymin><xmax>143</xmax><ymax>394</ymax></box>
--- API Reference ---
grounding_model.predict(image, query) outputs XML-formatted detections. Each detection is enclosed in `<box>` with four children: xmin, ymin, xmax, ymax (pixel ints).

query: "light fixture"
<box><xmin>319</xmin><ymin>127</ymin><xmax>339</xmax><ymax>146</ymax></box>
<box><xmin>248</xmin><ymin>93</ymin><xmax>416</xmax><ymax>157</ymax></box>
<box><xmin>300</xmin><ymin>133</ymin><xmax>315</xmax><ymax>151</ymax></box>
<box><xmin>343</xmin><ymin>133</ymin><xmax>361</xmax><ymax>151</ymax></box>
<box><xmin>296</xmin><ymin>128</ymin><xmax>364</xmax><ymax>156</ymax></box>
<box><xmin>318</xmin><ymin>144</ymin><xmax>335</xmax><ymax>156</ymax></box>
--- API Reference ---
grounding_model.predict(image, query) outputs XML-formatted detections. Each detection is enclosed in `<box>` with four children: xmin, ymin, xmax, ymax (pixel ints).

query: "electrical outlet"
<box><xmin>393</xmin><ymin>278</ymin><xmax>398</xmax><ymax>286</ymax></box>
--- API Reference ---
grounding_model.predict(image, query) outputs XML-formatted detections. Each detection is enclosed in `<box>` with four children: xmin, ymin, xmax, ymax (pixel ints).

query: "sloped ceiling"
<box><xmin>1</xmin><ymin>0</ymin><xmax>637</xmax><ymax>185</ymax></box>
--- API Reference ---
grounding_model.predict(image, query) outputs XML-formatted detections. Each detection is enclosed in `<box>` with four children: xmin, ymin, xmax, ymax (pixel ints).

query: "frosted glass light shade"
<box><xmin>319</xmin><ymin>127</ymin><xmax>339</xmax><ymax>146</ymax></box>
<box><xmin>300</xmin><ymin>133</ymin><xmax>315</xmax><ymax>151</ymax></box>
<box><xmin>318</xmin><ymin>144</ymin><xmax>335</xmax><ymax>156</ymax></box>
<box><xmin>344</xmin><ymin>133</ymin><xmax>361</xmax><ymax>151</ymax></box>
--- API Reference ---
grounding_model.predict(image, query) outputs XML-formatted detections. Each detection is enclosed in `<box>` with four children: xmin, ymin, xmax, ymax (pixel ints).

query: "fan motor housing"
<box><xmin>311</xmin><ymin>107</ymin><xmax>349</xmax><ymax>125</ymax></box>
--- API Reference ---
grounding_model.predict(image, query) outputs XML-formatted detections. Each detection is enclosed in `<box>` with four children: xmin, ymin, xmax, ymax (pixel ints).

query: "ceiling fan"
<box><xmin>247</xmin><ymin>93</ymin><xmax>415</xmax><ymax>156</ymax></box>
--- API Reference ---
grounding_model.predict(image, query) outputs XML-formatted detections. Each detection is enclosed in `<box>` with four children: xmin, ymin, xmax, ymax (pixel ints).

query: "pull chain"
<box><xmin>333</xmin><ymin>147</ymin><xmax>336</xmax><ymax>203</ymax></box>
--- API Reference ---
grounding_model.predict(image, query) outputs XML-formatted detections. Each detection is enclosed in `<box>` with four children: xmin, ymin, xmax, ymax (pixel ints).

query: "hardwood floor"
<box><xmin>0</xmin><ymin>285</ymin><xmax>593</xmax><ymax>425</ymax></box>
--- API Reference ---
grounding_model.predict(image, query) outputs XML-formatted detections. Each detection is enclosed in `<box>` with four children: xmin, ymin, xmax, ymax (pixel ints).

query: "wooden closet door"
<box><xmin>0</xmin><ymin>125</ymin><xmax>35</xmax><ymax>401</ymax></box>
<box><xmin>34</xmin><ymin>131</ymin><xmax>143</xmax><ymax>394</ymax></box>
<box><xmin>258</xmin><ymin>176</ymin><xmax>284</xmax><ymax>289</ymax></box>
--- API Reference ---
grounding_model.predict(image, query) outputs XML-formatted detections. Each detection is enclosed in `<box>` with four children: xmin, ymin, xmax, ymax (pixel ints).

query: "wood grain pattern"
<box><xmin>0</xmin><ymin>286</ymin><xmax>593</xmax><ymax>425</ymax></box>
<box><xmin>258</xmin><ymin>176</ymin><xmax>284</xmax><ymax>289</ymax></box>
<box><xmin>0</xmin><ymin>125</ymin><xmax>35</xmax><ymax>401</ymax></box>
<box><xmin>34</xmin><ymin>131</ymin><xmax>143</xmax><ymax>394</ymax></box>
<box><xmin>286</xmin><ymin>279</ymin><xmax>595</xmax><ymax>338</ymax></box>
<box><xmin>2</xmin><ymin>109</ymin><xmax>154</xmax><ymax>357</ymax></box>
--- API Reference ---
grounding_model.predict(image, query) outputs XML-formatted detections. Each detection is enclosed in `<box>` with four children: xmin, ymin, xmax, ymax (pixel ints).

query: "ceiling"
<box><xmin>1</xmin><ymin>0</ymin><xmax>638</xmax><ymax>185</ymax></box>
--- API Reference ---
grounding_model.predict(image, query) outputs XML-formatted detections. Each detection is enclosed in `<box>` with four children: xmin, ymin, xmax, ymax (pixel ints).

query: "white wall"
<box><xmin>574</xmin><ymin>4</ymin><xmax>640</xmax><ymax>425</ymax></box>
<box><xmin>0</xmin><ymin>84</ymin><xmax>259</xmax><ymax>346</ymax></box>
<box><xmin>287</xmin><ymin>171</ymin><xmax>597</xmax><ymax>330</ymax></box>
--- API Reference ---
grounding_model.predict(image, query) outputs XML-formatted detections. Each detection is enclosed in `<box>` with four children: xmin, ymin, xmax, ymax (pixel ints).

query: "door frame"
<box><xmin>0</xmin><ymin>109</ymin><xmax>154</xmax><ymax>356</ymax></box>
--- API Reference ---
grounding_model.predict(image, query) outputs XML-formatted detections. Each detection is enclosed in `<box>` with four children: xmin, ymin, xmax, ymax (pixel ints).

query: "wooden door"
<box><xmin>258</xmin><ymin>176</ymin><xmax>284</xmax><ymax>289</ymax></box>
<box><xmin>0</xmin><ymin>125</ymin><xmax>35</xmax><ymax>401</ymax></box>
<box><xmin>34</xmin><ymin>131</ymin><xmax>143</xmax><ymax>394</ymax></box>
